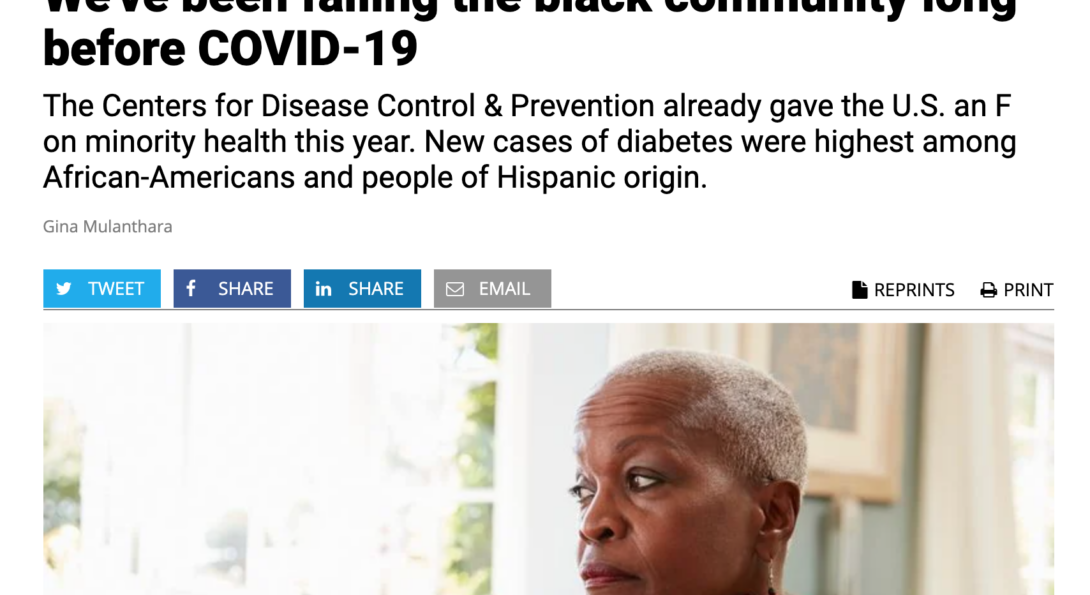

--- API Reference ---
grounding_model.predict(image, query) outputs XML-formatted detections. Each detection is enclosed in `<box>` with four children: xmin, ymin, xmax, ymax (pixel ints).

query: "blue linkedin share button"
<box><xmin>174</xmin><ymin>270</ymin><xmax>291</xmax><ymax>308</ymax></box>
<box><xmin>304</xmin><ymin>270</ymin><xmax>421</xmax><ymax>308</ymax></box>
<box><xmin>44</xmin><ymin>269</ymin><xmax>161</xmax><ymax>308</ymax></box>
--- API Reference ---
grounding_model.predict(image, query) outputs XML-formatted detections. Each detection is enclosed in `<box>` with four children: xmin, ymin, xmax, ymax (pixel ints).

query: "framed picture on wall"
<box><xmin>739</xmin><ymin>324</ymin><xmax>908</xmax><ymax>503</ymax></box>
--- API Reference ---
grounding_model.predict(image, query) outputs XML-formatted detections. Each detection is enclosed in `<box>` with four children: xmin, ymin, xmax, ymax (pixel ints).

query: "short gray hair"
<box><xmin>600</xmin><ymin>349</ymin><xmax>808</xmax><ymax>492</ymax></box>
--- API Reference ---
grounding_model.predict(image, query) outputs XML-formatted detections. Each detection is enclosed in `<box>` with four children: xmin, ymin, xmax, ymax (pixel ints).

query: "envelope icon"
<box><xmin>445</xmin><ymin>282</ymin><xmax>465</xmax><ymax>297</ymax></box>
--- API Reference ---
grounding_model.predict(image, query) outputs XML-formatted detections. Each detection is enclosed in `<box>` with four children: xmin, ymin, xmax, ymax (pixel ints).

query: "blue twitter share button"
<box><xmin>44</xmin><ymin>269</ymin><xmax>161</xmax><ymax>308</ymax></box>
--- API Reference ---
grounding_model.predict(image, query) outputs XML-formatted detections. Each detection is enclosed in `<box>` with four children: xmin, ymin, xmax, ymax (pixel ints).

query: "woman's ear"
<box><xmin>754</xmin><ymin>480</ymin><xmax>802</xmax><ymax>562</ymax></box>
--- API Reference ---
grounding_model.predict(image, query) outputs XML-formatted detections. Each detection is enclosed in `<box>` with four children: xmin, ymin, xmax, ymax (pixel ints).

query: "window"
<box><xmin>43</xmin><ymin>324</ymin><xmax>498</xmax><ymax>595</ymax></box>
<box><xmin>1007</xmin><ymin>324</ymin><xmax>1054</xmax><ymax>595</ymax></box>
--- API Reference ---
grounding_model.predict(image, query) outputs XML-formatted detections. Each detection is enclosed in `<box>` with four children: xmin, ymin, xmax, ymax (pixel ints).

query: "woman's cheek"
<box><xmin>635</xmin><ymin>514</ymin><xmax>699</xmax><ymax>588</ymax></box>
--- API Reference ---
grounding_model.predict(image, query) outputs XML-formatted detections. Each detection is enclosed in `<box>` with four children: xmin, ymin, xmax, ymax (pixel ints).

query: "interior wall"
<box><xmin>495</xmin><ymin>324</ymin><xmax>613</xmax><ymax>595</ymax></box>
<box><xmin>784</xmin><ymin>324</ymin><xmax>924</xmax><ymax>595</ymax></box>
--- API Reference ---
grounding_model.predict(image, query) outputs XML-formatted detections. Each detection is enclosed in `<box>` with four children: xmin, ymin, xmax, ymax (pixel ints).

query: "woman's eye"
<box><xmin>627</xmin><ymin>474</ymin><xmax>662</xmax><ymax>491</ymax></box>
<box><xmin>569</xmin><ymin>485</ymin><xmax>594</xmax><ymax>502</ymax></box>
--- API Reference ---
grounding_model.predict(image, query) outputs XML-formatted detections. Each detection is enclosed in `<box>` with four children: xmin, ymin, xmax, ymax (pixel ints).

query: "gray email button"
<box><xmin>434</xmin><ymin>270</ymin><xmax>551</xmax><ymax>308</ymax></box>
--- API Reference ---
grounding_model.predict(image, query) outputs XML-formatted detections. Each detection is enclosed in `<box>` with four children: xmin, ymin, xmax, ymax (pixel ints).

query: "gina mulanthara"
<box><xmin>43</xmin><ymin>220</ymin><xmax>172</xmax><ymax>234</ymax></box>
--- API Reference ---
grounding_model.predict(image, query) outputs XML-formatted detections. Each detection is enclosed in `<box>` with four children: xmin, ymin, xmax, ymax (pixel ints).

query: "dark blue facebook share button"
<box><xmin>304</xmin><ymin>270</ymin><xmax>421</xmax><ymax>308</ymax></box>
<box><xmin>174</xmin><ymin>270</ymin><xmax>291</xmax><ymax>308</ymax></box>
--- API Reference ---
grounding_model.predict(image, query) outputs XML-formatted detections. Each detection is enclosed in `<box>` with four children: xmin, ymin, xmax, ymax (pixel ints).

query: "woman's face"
<box><xmin>573</xmin><ymin>377</ymin><xmax>763</xmax><ymax>595</ymax></box>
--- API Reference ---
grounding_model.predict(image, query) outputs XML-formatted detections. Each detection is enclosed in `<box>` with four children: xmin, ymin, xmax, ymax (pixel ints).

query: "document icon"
<box><xmin>852</xmin><ymin>281</ymin><xmax>868</xmax><ymax>300</ymax></box>
<box><xmin>445</xmin><ymin>282</ymin><xmax>465</xmax><ymax>297</ymax></box>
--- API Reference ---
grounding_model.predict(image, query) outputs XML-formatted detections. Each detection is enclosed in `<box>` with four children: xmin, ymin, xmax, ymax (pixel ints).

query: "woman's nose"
<box><xmin>579</xmin><ymin>492</ymin><xmax>627</xmax><ymax>544</ymax></box>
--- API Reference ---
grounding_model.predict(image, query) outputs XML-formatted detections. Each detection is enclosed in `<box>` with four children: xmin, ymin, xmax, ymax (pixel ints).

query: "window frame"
<box><xmin>1006</xmin><ymin>324</ymin><xmax>1054</xmax><ymax>595</ymax></box>
<box><xmin>51</xmin><ymin>323</ymin><xmax>499</xmax><ymax>595</ymax></box>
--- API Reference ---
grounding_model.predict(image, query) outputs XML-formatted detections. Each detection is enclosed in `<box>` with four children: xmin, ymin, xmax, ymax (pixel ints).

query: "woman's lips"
<box><xmin>580</xmin><ymin>562</ymin><xmax>639</xmax><ymax>589</ymax></box>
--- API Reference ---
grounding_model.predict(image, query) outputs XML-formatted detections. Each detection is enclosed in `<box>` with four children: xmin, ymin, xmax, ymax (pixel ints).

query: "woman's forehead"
<box><xmin>577</xmin><ymin>376</ymin><xmax>698</xmax><ymax>425</ymax></box>
<box><xmin>574</xmin><ymin>376</ymin><xmax>720</xmax><ymax>457</ymax></box>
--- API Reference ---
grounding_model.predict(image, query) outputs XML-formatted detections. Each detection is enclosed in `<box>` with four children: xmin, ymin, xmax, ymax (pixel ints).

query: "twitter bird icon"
<box><xmin>56</xmin><ymin>282</ymin><xmax>71</xmax><ymax>296</ymax></box>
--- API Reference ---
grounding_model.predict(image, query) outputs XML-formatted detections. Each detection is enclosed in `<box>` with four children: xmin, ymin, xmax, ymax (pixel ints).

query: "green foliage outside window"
<box><xmin>445</xmin><ymin>324</ymin><xmax>497</xmax><ymax>595</ymax></box>
<box><xmin>44</xmin><ymin>399</ymin><xmax>82</xmax><ymax>536</ymax></box>
<box><xmin>444</xmin><ymin>503</ymin><xmax>494</xmax><ymax>595</ymax></box>
<box><xmin>461</xmin><ymin>323</ymin><xmax>498</xmax><ymax>361</ymax></box>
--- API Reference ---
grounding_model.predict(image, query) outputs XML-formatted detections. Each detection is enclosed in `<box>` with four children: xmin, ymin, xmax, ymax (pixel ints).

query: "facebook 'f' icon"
<box><xmin>187</xmin><ymin>280</ymin><xmax>196</xmax><ymax>297</ymax></box>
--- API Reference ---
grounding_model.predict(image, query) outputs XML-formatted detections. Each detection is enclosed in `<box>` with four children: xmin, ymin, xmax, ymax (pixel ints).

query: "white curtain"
<box><xmin>916</xmin><ymin>324</ymin><xmax>1023</xmax><ymax>595</ymax></box>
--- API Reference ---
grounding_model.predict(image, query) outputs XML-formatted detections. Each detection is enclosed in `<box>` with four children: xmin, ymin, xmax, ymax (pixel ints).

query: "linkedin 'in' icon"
<box><xmin>852</xmin><ymin>281</ymin><xmax>868</xmax><ymax>300</ymax></box>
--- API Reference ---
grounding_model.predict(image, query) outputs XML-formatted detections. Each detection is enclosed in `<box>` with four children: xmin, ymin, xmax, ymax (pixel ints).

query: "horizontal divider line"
<box><xmin>44</xmin><ymin>308</ymin><xmax>1056</xmax><ymax>312</ymax></box>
